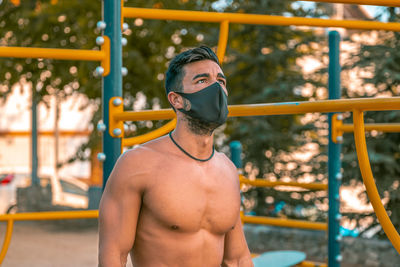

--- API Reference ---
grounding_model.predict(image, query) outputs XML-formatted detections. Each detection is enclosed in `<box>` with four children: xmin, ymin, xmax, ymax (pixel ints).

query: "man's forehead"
<box><xmin>183</xmin><ymin>60</ymin><xmax>224</xmax><ymax>77</ymax></box>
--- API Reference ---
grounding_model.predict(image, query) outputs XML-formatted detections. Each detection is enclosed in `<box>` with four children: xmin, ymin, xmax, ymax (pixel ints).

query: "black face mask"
<box><xmin>176</xmin><ymin>82</ymin><xmax>229</xmax><ymax>126</ymax></box>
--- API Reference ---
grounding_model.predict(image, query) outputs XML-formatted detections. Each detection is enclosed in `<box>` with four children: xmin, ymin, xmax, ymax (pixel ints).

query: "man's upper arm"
<box><xmin>222</xmin><ymin>215</ymin><xmax>253</xmax><ymax>267</ymax></box>
<box><xmin>222</xmin><ymin>158</ymin><xmax>253</xmax><ymax>266</ymax></box>
<box><xmin>98</xmin><ymin>150</ymin><xmax>148</xmax><ymax>266</ymax></box>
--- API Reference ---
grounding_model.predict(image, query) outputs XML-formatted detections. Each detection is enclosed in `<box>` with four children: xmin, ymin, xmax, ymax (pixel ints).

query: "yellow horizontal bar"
<box><xmin>297</xmin><ymin>261</ymin><xmax>327</xmax><ymax>267</ymax></box>
<box><xmin>339</xmin><ymin>123</ymin><xmax>400</xmax><ymax>133</ymax></box>
<box><xmin>0</xmin><ymin>130</ymin><xmax>91</xmax><ymax>137</ymax></box>
<box><xmin>242</xmin><ymin>215</ymin><xmax>327</xmax><ymax>230</ymax></box>
<box><xmin>0</xmin><ymin>46</ymin><xmax>105</xmax><ymax>61</ymax></box>
<box><xmin>300</xmin><ymin>0</ymin><xmax>400</xmax><ymax>7</ymax></box>
<box><xmin>123</xmin><ymin>7</ymin><xmax>400</xmax><ymax>32</ymax></box>
<box><xmin>113</xmin><ymin>97</ymin><xmax>400</xmax><ymax>122</ymax></box>
<box><xmin>115</xmin><ymin>109</ymin><xmax>175</xmax><ymax>121</ymax></box>
<box><xmin>240</xmin><ymin>177</ymin><xmax>327</xmax><ymax>191</ymax></box>
<box><xmin>122</xmin><ymin>119</ymin><xmax>176</xmax><ymax>147</ymax></box>
<box><xmin>0</xmin><ymin>210</ymin><xmax>98</xmax><ymax>221</ymax></box>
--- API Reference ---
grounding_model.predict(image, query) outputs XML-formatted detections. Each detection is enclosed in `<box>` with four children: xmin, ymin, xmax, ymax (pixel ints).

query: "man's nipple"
<box><xmin>170</xmin><ymin>225</ymin><xmax>180</xmax><ymax>230</ymax></box>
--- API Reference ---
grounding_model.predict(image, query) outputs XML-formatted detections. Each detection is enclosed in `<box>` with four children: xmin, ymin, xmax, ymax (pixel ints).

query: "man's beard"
<box><xmin>183</xmin><ymin>114</ymin><xmax>221</xmax><ymax>136</ymax></box>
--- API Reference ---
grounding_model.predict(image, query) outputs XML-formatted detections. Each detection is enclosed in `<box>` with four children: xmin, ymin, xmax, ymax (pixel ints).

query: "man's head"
<box><xmin>165</xmin><ymin>46</ymin><xmax>221</xmax><ymax>95</ymax></box>
<box><xmin>165</xmin><ymin>46</ymin><xmax>228</xmax><ymax>136</ymax></box>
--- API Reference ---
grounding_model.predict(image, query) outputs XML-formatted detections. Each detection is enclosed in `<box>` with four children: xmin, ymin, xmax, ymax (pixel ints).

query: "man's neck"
<box><xmin>171</xmin><ymin>121</ymin><xmax>214</xmax><ymax>160</ymax></box>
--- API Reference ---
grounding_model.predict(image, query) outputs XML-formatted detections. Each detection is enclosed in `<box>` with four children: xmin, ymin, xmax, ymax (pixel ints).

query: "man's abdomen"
<box><xmin>131</xmin><ymin>226</ymin><xmax>225</xmax><ymax>267</ymax></box>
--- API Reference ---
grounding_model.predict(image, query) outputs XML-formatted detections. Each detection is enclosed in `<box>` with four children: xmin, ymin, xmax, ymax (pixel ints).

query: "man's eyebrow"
<box><xmin>217</xmin><ymin>73</ymin><xmax>226</xmax><ymax>80</ymax></box>
<box><xmin>192</xmin><ymin>73</ymin><xmax>226</xmax><ymax>80</ymax></box>
<box><xmin>192</xmin><ymin>73</ymin><xmax>209</xmax><ymax>80</ymax></box>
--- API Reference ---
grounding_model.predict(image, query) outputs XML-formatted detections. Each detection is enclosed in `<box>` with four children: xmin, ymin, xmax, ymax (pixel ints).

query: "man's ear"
<box><xmin>168</xmin><ymin>91</ymin><xmax>184</xmax><ymax>110</ymax></box>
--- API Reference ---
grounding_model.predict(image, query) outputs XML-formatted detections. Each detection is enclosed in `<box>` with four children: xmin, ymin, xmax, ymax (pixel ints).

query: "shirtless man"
<box><xmin>98</xmin><ymin>46</ymin><xmax>253</xmax><ymax>267</ymax></box>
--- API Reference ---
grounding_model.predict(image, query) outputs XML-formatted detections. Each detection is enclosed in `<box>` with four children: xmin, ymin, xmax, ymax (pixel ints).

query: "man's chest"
<box><xmin>142</xmin><ymin>166</ymin><xmax>240</xmax><ymax>235</ymax></box>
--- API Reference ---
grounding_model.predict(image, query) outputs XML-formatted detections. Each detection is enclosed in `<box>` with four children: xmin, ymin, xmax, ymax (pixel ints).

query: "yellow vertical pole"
<box><xmin>0</xmin><ymin>220</ymin><xmax>14</xmax><ymax>265</ymax></box>
<box><xmin>217</xmin><ymin>20</ymin><xmax>229</xmax><ymax>63</ymax></box>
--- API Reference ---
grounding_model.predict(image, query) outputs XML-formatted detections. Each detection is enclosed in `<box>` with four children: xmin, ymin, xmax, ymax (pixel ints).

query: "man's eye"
<box><xmin>218</xmin><ymin>80</ymin><xmax>226</xmax><ymax>86</ymax></box>
<box><xmin>196</xmin><ymin>79</ymin><xmax>206</xmax><ymax>84</ymax></box>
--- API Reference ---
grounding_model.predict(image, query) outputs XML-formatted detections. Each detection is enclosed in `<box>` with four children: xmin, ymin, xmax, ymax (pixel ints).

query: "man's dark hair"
<box><xmin>165</xmin><ymin>46</ymin><xmax>220</xmax><ymax>96</ymax></box>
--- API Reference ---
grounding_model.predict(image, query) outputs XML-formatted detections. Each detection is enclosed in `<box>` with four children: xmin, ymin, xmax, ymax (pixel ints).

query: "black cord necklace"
<box><xmin>169</xmin><ymin>132</ymin><xmax>214</xmax><ymax>162</ymax></box>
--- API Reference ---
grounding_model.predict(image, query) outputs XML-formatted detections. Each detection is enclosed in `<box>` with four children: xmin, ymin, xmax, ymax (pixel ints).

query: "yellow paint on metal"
<box><xmin>353</xmin><ymin>110</ymin><xmax>400</xmax><ymax>254</ymax></box>
<box><xmin>123</xmin><ymin>7</ymin><xmax>400</xmax><ymax>32</ymax></box>
<box><xmin>297</xmin><ymin>261</ymin><xmax>327</xmax><ymax>267</ymax></box>
<box><xmin>0</xmin><ymin>36</ymin><xmax>110</xmax><ymax>76</ymax></box>
<box><xmin>339</xmin><ymin>123</ymin><xmax>400</xmax><ymax>133</ymax></box>
<box><xmin>0</xmin><ymin>130</ymin><xmax>90</xmax><ymax>137</ymax></box>
<box><xmin>101</xmin><ymin>36</ymin><xmax>111</xmax><ymax>76</ymax></box>
<box><xmin>217</xmin><ymin>20</ymin><xmax>229</xmax><ymax>63</ymax></box>
<box><xmin>0</xmin><ymin>47</ymin><xmax>103</xmax><ymax>61</ymax></box>
<box><xmin>0</xmin><ymin>210</ymin><xmax>99</xmax><ymax>221</ymax></box>
<box><xmin>300</xmin><ymin>0</ymin><xmax>400</xmax><ymax>7</ymax></box>
<box><xmin>241</xmin><ymin>215</ymin><xmax>327</xmax><ymax>231</ymax></box>
<box><xmin>0</xmin><ymin>211</ymin><xmax>98</xmax><ymax>264</ymax></box>
<box><xmin>121</xmin><ymin>0</ymin><xmax>125</xmax><ymax>31</ymax></box>
<box><xmin>239</xmin><ymin>176</ymin><xmax>327</xmax><ymax>191</ymax></box>
<box><xmin>122</xmin><ymin>119</ymin><xmax>177</xmax><ymax>147</ymax></box>
<box><xmin>109</xmin><ymin>97</ymin><xmax>124</xmax><ymax>138</ymax></box>
<box><xmin>331</xmin><ymin>113</ymin><xmax>344</xmax><ymax>144</ymax></box>
<box><xmin>0</xmin><ymin>220</ymin><xmax>14</xmax><ymax>265</ymax></box>
<box><xmin>111</xmin><ymin>97</ymin><xmax>400</xmax><ymax>122</ymax></box>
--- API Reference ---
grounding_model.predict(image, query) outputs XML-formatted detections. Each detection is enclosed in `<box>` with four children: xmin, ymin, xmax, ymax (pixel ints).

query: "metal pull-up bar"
<box><xmin>0</xmin><ymin>37</ymin><xmax>110</xmax><ymax>76</ymax></box>
<box><xmin>123</xmin><ymin>7</ymin><xmax>400</xmax><ymax>32</ymax></box>
<box><xmin>301</xmin><ymin>0</ymin><xmax>400</xmax><ymax>7</ymax></box>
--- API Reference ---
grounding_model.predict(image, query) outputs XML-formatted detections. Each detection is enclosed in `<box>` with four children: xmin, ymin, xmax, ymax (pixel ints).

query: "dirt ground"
<box><xmin>0</xmin><ymin>221</ymin><xmax>133</xmax><ymax>267</ymax></box>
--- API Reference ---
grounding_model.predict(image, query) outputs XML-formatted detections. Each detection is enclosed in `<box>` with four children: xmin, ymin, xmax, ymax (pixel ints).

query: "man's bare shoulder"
<box><xmin>122</xmin><ymin>135</ymin><xmax>171</xmax><ymax>164</ymax></box>
<box><xmin>215</xmin><ymin>151</ymin><xmax>238</xmax><ymax>171</ymax></box>
<box><xmin>214</xmin><ymin>151</ymin><xmax>240</xmax><ymax>184</ymax></box>
<box><xmin>107</xmin><ymin>135</ymin><xmax>171</xmax><ymax>189</ymax></box>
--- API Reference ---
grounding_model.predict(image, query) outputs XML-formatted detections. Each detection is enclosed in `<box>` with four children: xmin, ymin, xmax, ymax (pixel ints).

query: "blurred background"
<box><xmin>0</xmin><ymin>0</ymin><xmax>399</xmax><ymax>265</ymax></box>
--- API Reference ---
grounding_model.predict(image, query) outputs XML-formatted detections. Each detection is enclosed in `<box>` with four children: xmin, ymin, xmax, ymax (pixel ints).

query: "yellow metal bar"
<box><xmin>241</xmin><ymin>215</ymin><xmax>327</xmax><ymax>230</ymax></box>
<box><xmin>331</xmin><ymin>113</ymin><xmax>343</xmax><ymax>143</ymax></box>
<box><xmin>122</xmin><ymin>119</ymin><xmax>177</xmax><ymax>147</ymax></box>
<box><xmin>123</xmin><ymin>7</ymin><xmax>400</xmax><ymax>32</ymax></box>
<box><xmin>0</xmin><ymin>130</ymin><xmax>91</xmax><ymax>137</ymax></box>
<box><xmin>0</xmin><ymin>220</ymin><xmax>14</xmax><ymax>265</ymax></box>
<box><xmin>0</xmin><ymin>47</ymin><xmax>103</xmax><ymax>61</ymax></box>
<box><xmin>109</xmin><ymin>97</ymin><xmax>124</xmax><ymax>138</ymax></box>
<box><xmin>114</xmin><ymin>108</ymin><xmax>175</xmax><ymax>121</ymax></box>
<box><xmin>101</xmin><ymin>36</ymin><xmax>111</xmax><ymax>76</ymax></box>
<box><xmin>0</xmin><ymin>36</ymin><xmax>110</xmax><ymax>76</ymax></box>
<box><xmin>339</xmin><ymin>123</ymin><xmax>400</xmax><ymax>133</ymax></box>
<box><xmin>353</xmin><ymin>109</ymin><xmax>400</xmax><ymax>254</ymax></box>
<box><xmin>217</xmin><ymin>20</ymin><xmax>229</xmax><ymax>63</ymax></box>
<box><xmin>0</xmin><ymin>210</ymin><xmax>99</xmax><ymax>221</ymax></box>
<box><xmin>300</xmin><ymin>0</ymin><xmax>400</xmax><ymax>7</ymax></box>
<box><xmin>240</xmin><ymin>176</ymin><xmax>327</xmax><ymax>191</ymax></box>
<box><xmin>296</xmin><ymin>261</ymin><xmax>327</xmax><ymax>267</ymax></box>
<box><xmin>112</xmin><ymin>97</ymin><xmax>400</xmax><ymax>122</ymax></box>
